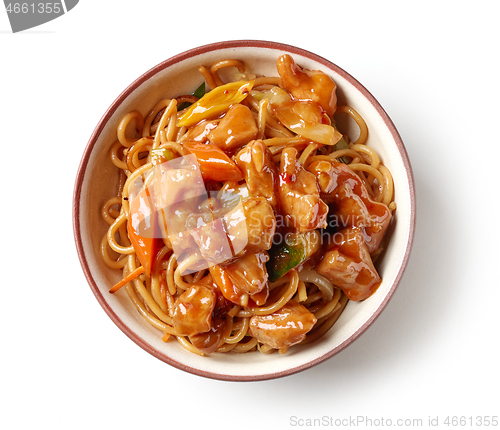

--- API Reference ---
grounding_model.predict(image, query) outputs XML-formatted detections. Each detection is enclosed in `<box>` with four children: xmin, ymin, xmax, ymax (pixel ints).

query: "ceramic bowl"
<box><xmin>73</xmin><ymin>40</ymin><xmax>415</xmax><ymax>381</ymax></box>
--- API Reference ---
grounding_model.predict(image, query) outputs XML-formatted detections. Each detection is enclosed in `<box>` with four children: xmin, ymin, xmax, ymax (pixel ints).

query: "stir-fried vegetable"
<box><xmin>182</xmin><ymin>141</ymin><xmax>243</xmax><ymax>182</ymax></box>
<box><xmin>331</xmin><ymin>127</ymin><xmax>351</xmax><ymax>164</ymax></box>
<box><xmin>177</xmin><ymin>80</ymin><xmax>254</xmax><ymax>127</ymax></box>
<box><xmin>192</xmin><ymin>82</ymin><xmax>206</xmax><ymax>99</ymax></box>
<box><xmin>109</xmin><ymin>266</ymin><xmax>145</xmax><ymax>293</ymax></box>
<box><xmin>273</xmin><ymin>100</ymin><xmax>342</xmax><ymax>146</ymax></box>
<box><xmin>150</xmin><ymin>147</ymin><xmax>174</xmax><ymax>165</ymax></box>
<box><xmin>127</xmin><ymin>188</ymin><xmax>163</xmax><ymax>277</ymax></box>
<box><xmin>177</xmin><ymin>82</ymin><xmax>206</xmax><ymax>111</ymax></box>
<box><xmin>266</xmin><ymin>230</ymin><xmax>321</xmax><ymax>282</ymax></box>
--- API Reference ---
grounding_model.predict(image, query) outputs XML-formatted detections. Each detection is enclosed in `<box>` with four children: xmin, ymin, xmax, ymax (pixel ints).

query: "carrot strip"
<box><xmin>109</xmin><ymin>266</ymin><xmax>145</xmax><ymax>293</ymax></box>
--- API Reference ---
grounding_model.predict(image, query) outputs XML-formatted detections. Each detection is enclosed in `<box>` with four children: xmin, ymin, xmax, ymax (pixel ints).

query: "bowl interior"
<box><xmin>74</xmin><ymin>41</ymin><xmax>415</xmax><ymax>381</ymax></box>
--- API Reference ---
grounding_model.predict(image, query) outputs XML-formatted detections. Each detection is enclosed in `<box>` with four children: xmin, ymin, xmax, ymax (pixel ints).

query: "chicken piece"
<box><xmin>222</xmin><ymin>251</ymin><xmax>269</xmax><ymax>295</ymax></box>
<box><xmin>307</xmin><ymin>160</ymin><xmax>338</xmax><ymax>194</ymax></box>
<box><xmin>186</xmin><ymin>194</ymin><xmax>276</xmax><ymax>266</ymax></box>
<box><xmin>309</xmin><ymin>160</ymin><xmax>392</xmax><ymax>253</ymax></box>
<box><xmin>242</xmin><ymin>197</ymin><xmax>276</xmax><ymax>251</ymax></box>
<box><xmin>334</xmin><ymin>182</ymin><xmax>391</xmax><ymax>254</ymax></box>
<box><xmin>209</xmin><ymin>264</ymin><xmax>269</xmax><ymax>306</ymax></box>
<box><xmin>277</xmin><ymin>54</ymin><xmax>337</xmax><ymax>117</ymax></box>
<box><xmin>152</xmin><ymin>155</ymin><xmax>206</xmax><ymax>254</ymax></box>
<box><xmin>316</xmin><ymin>227</ymin><xmax>381</xmax><ymax>301</ymax></box>
<box><xmin>278</xmin><ymin>147</ymin><xmax>329</xmax><ymax>232</ymax></box>
<box><xmin>223</xmin><ymin>196</ymin><xmax>276</xmax><ymax>254</ymax></box>
<box><xmin>189</xmin><ymin>317</ymin><xmax>226</xmax><ymax>355</ymax></box>
<box><xmin>234</xmin><ymin>140</ymin><xmax>279</xmax><ymax>210</ymax></box>
<box><xmin>208</xmin><ymin>104</ymin><xmax>259</xmax><ymax>150</ymax></box>
<box><xmin>178</xmin><ymin>119</ymin><xmax>219</xmax><ymax>143</ymax></box>
<box><xmin>248</xmin><ymin>300</ymin><xmax>317</xmax><ymax>352</ymax></box>
<box><xmin>172</xmin><ymin>285</ymin><xmax>216</xmax><ymax>336</ymax></box>
<box><xmin>249</xmin><ymin>287</ymin><xmax>269</xmax><ymax>307</ymax></box>
<box><xmin>217</xmin><ymin>181</ymin><xmax>249</xmax><ymax>210</ymax></box>
<box><xmin>209</xmin><ymin>264</ymin><xmax>247</xmax><ymax>306</ymax></box>
<box><xmin>186</xmin><ymin>212</ymin><xmax>234</xmax><ymax>265</ymax></box>
<box><xmin>185</xmin><ymin>196</ymin><xmax>234</xmax><ymax>265</ymax></box>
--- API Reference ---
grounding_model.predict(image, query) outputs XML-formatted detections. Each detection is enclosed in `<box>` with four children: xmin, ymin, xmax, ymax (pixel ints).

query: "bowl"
<box><xmin>73</xmin><ymin>40</ymin><xmax>416</xmax><ymax>381</ymax></box>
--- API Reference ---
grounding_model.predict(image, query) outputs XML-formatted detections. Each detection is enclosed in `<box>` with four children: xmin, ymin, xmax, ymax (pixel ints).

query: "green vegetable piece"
<box><xmin>267</xmin><ymin>230</ymin><xmax>321</xmax><ymax>282</ymax></box>
<box><xmin>332</xmin><ymin>125</ymin><xmax>351</xmax><ymax>164</ymax></box>
<box><xmin>177</xmin><ymin>82</ymin><xmax>207</xmax><ymax>111</ymax></box>
<box><xmin>177</xmin><ymin>101</ymin><xmax>191</xmax><ymax>111</ymax></box>
<box><xmin>150</xmin><ymin>148</ymin><xmax>174</xmax><ymax>165</ymax></box>
<box><xmin>267</xmin><ymin>235</ymin><xmax>307</xmax><ymax>283</ymax></box>
<box><xmin>193</xmin><ymin>82</ymin><xmax>206</xmax><ymax>99</ymax></box>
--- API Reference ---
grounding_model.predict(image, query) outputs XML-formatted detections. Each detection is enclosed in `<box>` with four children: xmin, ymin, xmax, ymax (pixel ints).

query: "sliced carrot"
<box><xmin>109</xmin><ymin>266</ymin><xmax>145</xmax><ymax>293</ymax></box>
<box><xmin>182</xmin><ymin>141</ymin><xmax>243</xmax><ymax>182</ymax></box>
<box><xmin>128</xmin><ymin>187</ymin><xmax>163</xmax><ymax>277</ymax></box>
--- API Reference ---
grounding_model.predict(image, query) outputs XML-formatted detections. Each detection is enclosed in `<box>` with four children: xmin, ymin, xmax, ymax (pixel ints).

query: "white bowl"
<box><xmin>73</xmin><ymin>40</ymin><xmax>416</xmax><ymax>381</ymax></box>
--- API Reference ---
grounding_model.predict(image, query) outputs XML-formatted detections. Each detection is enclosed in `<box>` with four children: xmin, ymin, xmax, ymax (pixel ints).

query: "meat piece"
<box><xmin>208</xmin><ymin>104</ymin><xmax>258</xmax><ymax>150</ymax></box>
<box><xmin>222</xmin><ymin>251</ymin><xmax>269</xmax><ymax>295</ymax></box>
<box><xmin>248</xmin><ymin>300</ymin><xmax>317</xmax><ymax>351</ymax></box>
<box><xmin>249</xmin><ymin>287</ymin><xmax>269</xmax><ymax>307</ymax></box>
<box><xmin>209</xmin><ymin>264</ymin><xmax>269</xmax><ymax>306</ymax></box>
<box><xmin>152</xmin><ymin>155</ymin><xmax>206</xmax><ymax>254</ymax></box>
<box><xmin>278</xmin><ymin>147</ymin><xmax>329</xmax><ymax>232</ymax></box>
<box><xmin>189</xmin><ymin>317</ymin><xmax>226</xmax><ymax>355</ymax></box>
<box><xmin>217</xmin><ymin>181</ymin><xmax>249</xmax><ymax>210</ymax></box>
<box><xmin>223</xmin><ymin>196</ymin><xmax>276</xmax><ymax>254</ymax></box>
<box><xmin>242</xmin><ymin>197</ymin><xmax>276</xmax><ymax>251</ymax></box>
<box><xmin>235</xmin><ymin>140</ymin><xmax>279</xmax><ymax>210</ymax></box>
<box><xmin>172</xmin><ymin>285</ymin><xmax>216</xmax><ymax>336</ymax></box>
<box><xmin>209</xmin><ymin>264</ymin><xmax>247</xmax><ymax>306</ymax></box>
<box><xmin>310</xmin><ymin>160</ymin><xmax>391</xmax><ymax>253</ymax></box>
<box><xmin>335</xmin><ymin>187</ymin><xmax>391</xmax><ymax>254</ymax></box>
<box><xmin>178</xmin><ymin>119</ymin><xmax>219</xmax><ymax>143</ymax></box>
<box><xmin>307</xmin><ymin>160</ymin><xmax>338</xmax><ymax>193</ymax></box>
<box><xmin>277</xmin><ymin>54</ymin><xmax>337</xmax><ymax>117</ymax></box>
<box><xmin>186</xmin><ymin>195</ymin><xmax>276</xmax><ymax>266</ymax></box>
<box><xmin>184</xmin><ymin>196</ymin><xmax>236</xmax><ymax>265</ymax></box>
<box><xmin>316</xmin><ymin>227</ymin><xmax>381</xmax><ymax>301</ymax></box>
<box><xmin>186</xmin><ymin>213</ymin><xmax>234</xmax><ymax>265</ymax></box>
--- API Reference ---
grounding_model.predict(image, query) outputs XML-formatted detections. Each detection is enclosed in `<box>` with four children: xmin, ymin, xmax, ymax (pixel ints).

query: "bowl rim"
<box><xmin>73</xmin><ymin>39</ymin><xmax>416</xmax><ymax>381</ymax></box>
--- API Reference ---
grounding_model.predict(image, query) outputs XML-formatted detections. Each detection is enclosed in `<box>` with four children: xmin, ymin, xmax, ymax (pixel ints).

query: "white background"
<box><xmin>1</xmin><ymin>1</ymin><xmax>499</xmax><ymax>429</ymax></box>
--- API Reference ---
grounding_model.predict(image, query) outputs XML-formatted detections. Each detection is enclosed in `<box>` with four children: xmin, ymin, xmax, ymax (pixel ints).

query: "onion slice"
<box><xmin>298</xmin><ymin>269</ymin><xmax>335</xmax><ymax>302</ymax></box>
